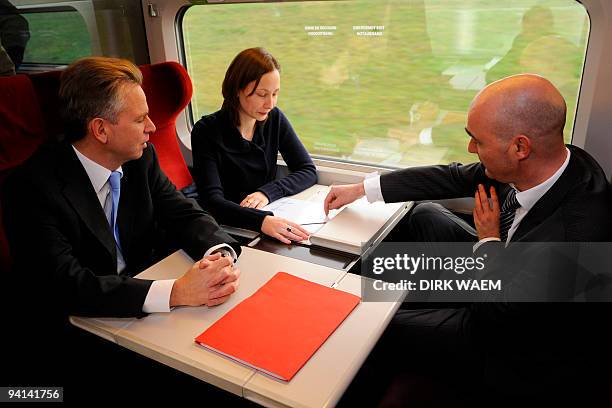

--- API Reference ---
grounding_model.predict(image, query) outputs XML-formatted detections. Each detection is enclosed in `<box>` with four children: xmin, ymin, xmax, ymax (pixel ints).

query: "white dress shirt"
<box><xmin>72</xmin><ymin>146</ymin><xmax>237</xmax><ymax>313</ymax></box>
<box><xmin>363</xmin><ymin>148</ymin><xmax>571</xmax><ymax>247</ymax></box>
<box><xmin>72</xmin><ymin>146</ymin><xmax>126</xmax><ymax>272</ymax></box>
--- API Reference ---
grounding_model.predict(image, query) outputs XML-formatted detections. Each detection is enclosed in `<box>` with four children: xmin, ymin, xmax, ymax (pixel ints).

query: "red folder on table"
<box><xmin>194</xmin><ymin>272</ymin><xmax>361</xmax><ymax>382</ymax></box>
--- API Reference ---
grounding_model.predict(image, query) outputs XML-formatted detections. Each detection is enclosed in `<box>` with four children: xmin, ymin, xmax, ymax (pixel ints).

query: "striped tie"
<box><xmin>499</xmin><ymin>188</ymin><xmax>520</xmax><ymax>242</ymax></box>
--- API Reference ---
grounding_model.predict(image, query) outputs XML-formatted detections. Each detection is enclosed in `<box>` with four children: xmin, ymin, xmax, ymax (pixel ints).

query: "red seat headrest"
<box><xmin>140</xmin><ymin>61</ymin><xmax>193</xmax><ymax>129</ymax></box>
<box><xmin>140</xmin><ymin>61</ymin><xmax>194</xmax><ymax>190</ymax></box>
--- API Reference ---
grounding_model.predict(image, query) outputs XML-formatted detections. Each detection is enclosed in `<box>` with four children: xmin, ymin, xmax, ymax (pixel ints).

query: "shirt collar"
<box><xmin>72</xmin><ymin>145</ymin><xmax>123</xmax><ymax>194</ymax></box>
<box><xmin>514</xmin><ymin>147</ymin><xmax>571</xmax><ymax>211</ymax></box>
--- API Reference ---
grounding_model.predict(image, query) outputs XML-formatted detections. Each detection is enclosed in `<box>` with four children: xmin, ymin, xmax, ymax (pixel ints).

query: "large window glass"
<box><xmin>182</xmin><ymin>0</ymin><xmax>588</xmax><ymax>168</ymax></box>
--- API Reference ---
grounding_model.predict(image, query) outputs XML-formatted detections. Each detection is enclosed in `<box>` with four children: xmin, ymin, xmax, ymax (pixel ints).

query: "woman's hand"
<box><xmin>240</xmin><ymin>191</ymin><xmax>269</xmax><ymax>209</ymax></box>
<box><xmin>261</xmin><ymin>216</ymin><xmax>309</xmax><ymax>244</ymax></box>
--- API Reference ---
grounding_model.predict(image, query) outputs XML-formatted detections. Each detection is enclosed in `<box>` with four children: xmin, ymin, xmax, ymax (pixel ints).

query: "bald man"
<box><xmin>329</xmin><ymin>75</ymin><xmax>612</xmax><ymax>402</ymax></box>
<box><xmin>325</xmin><ymin>74</ymin><xmax>611</xmax><ymax>245</ymax></box>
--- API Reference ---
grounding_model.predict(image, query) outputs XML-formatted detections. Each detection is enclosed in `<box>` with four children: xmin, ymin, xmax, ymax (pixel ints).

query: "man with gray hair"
<box><xmin>2</xmin><ymin>57</ymin><xmax>243</xmax><ymax>395</ymax></box>
<box><xmin>5</xmin><ymin>56</ymin><xmax>242</xmax><ymax>317</ymax></box>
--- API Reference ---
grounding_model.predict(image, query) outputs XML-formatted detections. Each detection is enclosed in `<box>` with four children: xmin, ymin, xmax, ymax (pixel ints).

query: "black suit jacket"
<box><xmin>381</xmin><ymin>145</ymin><xmax>612</xmax><ymax>384</ymax></box>
<box><xmin>191</xmin><ymin>107</ymin><xmax>317</xmax><ymax>231</ymax></box>
<box><xmin>3</xmin><ymin>142</ymin><xmax>240</xmax><ymax>318</ymax></box>
<box><xmin>380</xmin><ymin>144</ymin><xmax>612</xmax><ymax>242</ymax></box>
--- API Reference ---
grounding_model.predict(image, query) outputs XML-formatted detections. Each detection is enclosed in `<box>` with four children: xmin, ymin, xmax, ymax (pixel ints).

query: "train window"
<box><xmin>17</xmin><ymin>6</ymin><xmax>91</xmax><ymax>66</ymax></box>
<box><xmin>180</xmin><ymin>0</ymin><xmax>588</xmax><ymax>168</ymax></box>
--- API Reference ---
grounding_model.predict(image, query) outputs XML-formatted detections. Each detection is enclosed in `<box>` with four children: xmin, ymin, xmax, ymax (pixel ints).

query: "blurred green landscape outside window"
<box><xmin>21</xmin><ymin>8</ymin><xmax>91</xmax><ymax>64</ymax></box>
<box><xmin>182</xmin><ymin>0</ymin><xmax>588</xmax><ymax>168</ymax></box>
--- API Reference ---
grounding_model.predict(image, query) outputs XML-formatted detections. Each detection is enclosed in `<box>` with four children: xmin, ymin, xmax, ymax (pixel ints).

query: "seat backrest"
<box><xmin>140</xmin><ymin>61</ymin><xmax>194</xmax><ymax>190</ymax></box>
<box><xmin>0</xmin><ymin>74</ymin><xmax>47</xmax><ymax>272</ymax></box>
<box><xmin>29</xmin><ymin>70</ymin><xmax>64</xmax><ymax>140</ymax></box>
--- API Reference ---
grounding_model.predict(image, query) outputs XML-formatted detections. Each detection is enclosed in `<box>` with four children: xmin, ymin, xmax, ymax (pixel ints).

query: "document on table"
<box><xmin>263</xmin><ymin>198</ymin><xmax>330</xmax><ymax>226</ymax></box>
<box><xmin>309</xmin><ymin>201</ymin><xmax>406</xmax><ymax>254</ymax></box>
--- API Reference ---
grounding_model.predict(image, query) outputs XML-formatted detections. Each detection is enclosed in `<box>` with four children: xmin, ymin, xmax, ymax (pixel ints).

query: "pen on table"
<box><xmin>301</xmin><ymin>216</ymin><xmax>330</xmax><ymax>227</ymax></box>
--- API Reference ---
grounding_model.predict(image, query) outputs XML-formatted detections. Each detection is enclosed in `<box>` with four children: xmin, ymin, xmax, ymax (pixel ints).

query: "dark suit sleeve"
<box><xmin>191</xmin><ymin>124</ymin><xmax>272</xmax><ymax>231</ymax></box>
<box><xmin>2</xmin><ymin>168</ymin><xmax>152</xmax><ymax>318</ymax></box>
<box><xmin>380</xmin><ymin>161</ymin><xmax>497</xmax><ymax>202</ymax></box>
<box><xmin>257</xmin><ymin>110</ymin><xmax>317</xmax><ymax>202</ymax></box>
<box><xmin>145</xmin><ymin>146</ymin><xmax>241</xmax><ymax>260</ymax></box>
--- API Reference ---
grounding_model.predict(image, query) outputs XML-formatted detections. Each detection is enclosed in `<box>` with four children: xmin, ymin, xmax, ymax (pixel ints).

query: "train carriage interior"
<box><xmin>2</xmin><ymin>0</ymin><xmax>612</xmax><ymax>406</ymax></box>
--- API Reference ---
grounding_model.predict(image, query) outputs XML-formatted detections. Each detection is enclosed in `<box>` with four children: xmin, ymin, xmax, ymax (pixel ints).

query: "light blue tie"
<box><xmin>108</xmin><ymin>171</ymin><xmax>123</xmax><ymax>253</ymax></box>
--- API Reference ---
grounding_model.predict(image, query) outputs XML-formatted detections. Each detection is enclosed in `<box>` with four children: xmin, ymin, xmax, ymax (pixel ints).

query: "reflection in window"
<box><xmin>182</xmin><ymin>0</ymin><xmax>588</xmax><ymax>168</ymax></box>
<box><xmin>20</xmin><ymin>7</ymin><xmax>91</xmax><ymax>65</ymax></box>
<box><xmin>0</xmin><ymin>0</ymin><xmax>30</xmax><ymax>71</ymax></box>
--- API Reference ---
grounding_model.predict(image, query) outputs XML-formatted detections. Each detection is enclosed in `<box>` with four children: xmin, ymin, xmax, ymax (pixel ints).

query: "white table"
<box><xmin>243</xmin><ymin>273</ymin><xmax>406</xmax><ymax>408</ymax></box>
<box><xmin>249</xmin><ymin>184</ymin><xmax>412</xmax><ymax>271</ymax></box>
<box><xmin>70</xmin><ymin>247</ymin><xmax>405</xmax><ymax>407</ymax></box>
